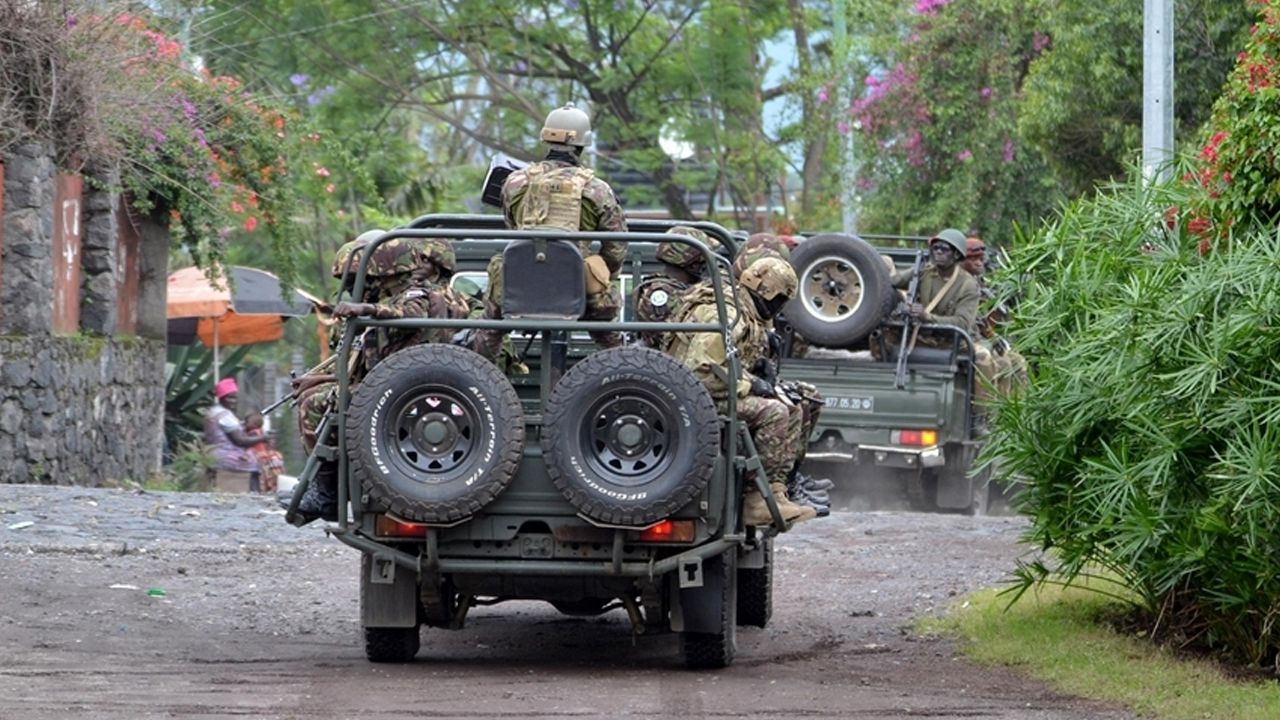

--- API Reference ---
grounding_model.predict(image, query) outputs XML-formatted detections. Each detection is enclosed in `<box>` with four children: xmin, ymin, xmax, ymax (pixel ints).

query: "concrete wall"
<box><xmin>0</xmin><ymin>144</ymin><xmax>167</xmax><ymax>484</ymax></box>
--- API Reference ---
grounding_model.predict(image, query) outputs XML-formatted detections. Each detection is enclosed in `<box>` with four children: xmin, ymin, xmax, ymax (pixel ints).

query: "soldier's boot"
<box><xmin>294</xmin><ymin>462</ymin><xmax>339</xmax><ymax>526</ymax></box>
<box><xmin>742</xmin><ymin>484</ymin><xmax>817</xmax><ymax>526</ymax></box>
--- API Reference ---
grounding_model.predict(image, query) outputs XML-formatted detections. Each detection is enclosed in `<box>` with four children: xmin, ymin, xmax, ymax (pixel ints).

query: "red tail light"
<box><xmin>638</xmin><ymin>519</ymin><xmax>696</xmax><ymax>543</ymax></box>
<box><xmin>374</xmin><ymin>514</ymin><xmax>429</xmax><ymax>538</ymax></box>
<box><xmin>891</xmin><ymin>429</ymin><xmax>938</xmax><ymax>447</ymax></box>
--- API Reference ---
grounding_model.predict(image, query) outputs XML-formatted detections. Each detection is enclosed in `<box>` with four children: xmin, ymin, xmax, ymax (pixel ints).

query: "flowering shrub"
<box><xmin>100</xmin><ymin>12</ymin><xmax>338</xmax><ymax>279</ymax></box>
<box><xmin>1184</xmin><ymin>0</ymin><xmax>1280</xmax><ymax>248</ymax></box>
<box><xmin>1</xmin><ymin>5</ymin><xmax>336</xmax><ymax>281</ymax></box>
<box><xmin>848</xmin><ymin>0</ymin><xmax>1057</xmax><ymax>235</ymax></box>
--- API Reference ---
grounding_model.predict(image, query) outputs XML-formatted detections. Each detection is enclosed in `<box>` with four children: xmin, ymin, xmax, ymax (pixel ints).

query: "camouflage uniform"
<box><xmin>296</xmin><ymin>237</ymin><xmax>469</xmax><ymax>452</ymax></box>
<box><xmin>665</xmin><ymin>278</ymin><xmax>800</xmax><ymax>488</ymax></box>
<box><xmin>472</xmin><ymin>155</ymin><xmax>628</xmax><ymax>361</ymax></box>
<box><xmin>634</xmin><ymin>227</ymin><xmax>721</xmax><ymax>351</ymax></box>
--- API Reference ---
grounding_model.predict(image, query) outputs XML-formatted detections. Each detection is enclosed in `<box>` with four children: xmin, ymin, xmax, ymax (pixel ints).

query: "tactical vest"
<box><xmin>671</xmin><ymin>283</ymin><xmax>768</xmax><ymax>372</ymax></box>
<box><xmin>516</xmin><ymin>163</ymin><xmax>596</xmax><ymax>231</ymax></box>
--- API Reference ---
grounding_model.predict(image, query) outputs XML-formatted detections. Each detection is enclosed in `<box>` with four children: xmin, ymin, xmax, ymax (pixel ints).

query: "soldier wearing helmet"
<box><xmin>472</xmin><ymin>103</ymin><xmax>629</xmax><ymax>362</ymax></box>
<box><xmin>293</xmin><ymin>234</ymin><xmax>472</xmax><ymax>526</ymax></box>
<box><xmin>731</xmin><ymin>233</ymin><xmax>792</xmax><ymax>279</ymax></box>
<box><xmin>890</xmin><ymin>228</ymin><xmax>980</xmax><ymax>336</ymax></box>
<box><xmin>665</xmin><ymin>256</ymin><xmax>816</xmax><ymax>527</ymax></box>
<box><xmin>633</xmin><ymin>226</ymin><xmax>722</xmax><ymax>350</ymax></box>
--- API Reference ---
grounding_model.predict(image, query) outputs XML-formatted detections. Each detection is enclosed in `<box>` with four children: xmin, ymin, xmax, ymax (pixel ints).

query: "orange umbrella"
<box><xmin>167</xmin><ymin>265</ymin><xmax>320</xmax><ymax>378</ymax></box>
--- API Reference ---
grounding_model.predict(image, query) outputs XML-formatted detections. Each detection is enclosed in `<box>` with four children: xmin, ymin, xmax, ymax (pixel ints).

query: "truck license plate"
<box><xmin>824</xmin><ymin>395</ymin><xmax>874</xmax><ymax>412</ymax></box>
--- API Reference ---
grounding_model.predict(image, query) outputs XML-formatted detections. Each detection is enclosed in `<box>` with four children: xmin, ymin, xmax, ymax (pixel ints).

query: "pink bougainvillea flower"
<box><xmin>325</xmin><ymin>183</ymin><xmax>336</xmax><ymax>194</ymax></box>
<box><xmin>837</xmin><ymin>120</ymin><xmax>850</xmax><ymax>135</ymax></box>
<box><xmin>243</xmin><ymin>216</ymin><xmax>258</xmax><ymax>232</ymax></box>
<box><xmin>979</xmin><ymin>86</ymin><xmax>992</xmax><ymax>98</ymax></box>
<box><xmin>956</xmin><ymin>149</ymin><xmax>973</xmax><ymax>161</ymax></box>
<box><xmin>817</xmin><ymin>87</ymin><xmax>829</xmax><ymax>103</ymax></box>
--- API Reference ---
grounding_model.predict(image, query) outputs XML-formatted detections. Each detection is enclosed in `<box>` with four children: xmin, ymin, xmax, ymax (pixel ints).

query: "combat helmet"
<box><xmin>739</xmin><ymin>256</ymin><xmax>798</xmax><ymax>302</ymax></box>
<box><xmin>732</xmin><ymin>233</ymin><xmax>792</xmax><ymax>278</ymax></box>
<box><xmin>656</xmin><ymin>226</ymin><xmax>721</xmax><ymax>270</ymax></box>
<box><xmin>331</xmin><ymin>228</ymin><xmax>384</xmax><ymax>281</ymax></box>
<box><xmin>541</xmin><ymin>103</ymin><xmax>592</xmax><ymax>148</ymax></box>
<box><xmin>419</xmin><ymin>238</ymin><xmax>457</xmax><ymax>278</ymax></box>
<box><xmin>930</xmin><ymin>228</ymin><xmax>967</xmax><ymax>257</ymax></box>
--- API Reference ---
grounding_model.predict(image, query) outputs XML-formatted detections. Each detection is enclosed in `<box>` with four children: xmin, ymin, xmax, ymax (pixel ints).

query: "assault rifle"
<box><xmin>259</xmin><ymin>354</ymin><xmax>338</xmax><ymax>415</ymax></box>
<box><xmin>895</xmin><ymin>250</ymin><xmax>926</xmax><ymax>389</ymax></box>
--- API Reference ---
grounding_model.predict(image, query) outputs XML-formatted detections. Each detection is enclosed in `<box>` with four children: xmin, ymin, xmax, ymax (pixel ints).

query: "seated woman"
<box><xmin>204</xmin><ymin>378</ymin><xmax>266</xmax><ymax>492</ymax></box>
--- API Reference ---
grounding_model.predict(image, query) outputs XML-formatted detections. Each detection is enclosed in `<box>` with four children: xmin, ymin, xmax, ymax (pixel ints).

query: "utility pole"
<box><xmin>1142</xmin><ymin>0</ymin><xmax>1174</xmax><ymax>182</ymax></box>
<box><xmin>832</xmin><ymin>0</ymin><xmax>857</xmax><ymax>233</ymax></box>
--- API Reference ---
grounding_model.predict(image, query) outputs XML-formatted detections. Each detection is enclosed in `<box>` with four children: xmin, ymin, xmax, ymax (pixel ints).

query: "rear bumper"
<box><xmin>806</xmin><ymin>438</ymin><xmax>945</xmax><ymax>470</ymax></box>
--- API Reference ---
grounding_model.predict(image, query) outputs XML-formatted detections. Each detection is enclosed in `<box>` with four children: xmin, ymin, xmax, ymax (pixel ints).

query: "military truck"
<box><xmin>287</xmin><ymin>216</ymin><xmax>795</xmax><ymax>669</ymax></box>
<box><xmin>777</xmin><ymin>233</ymin><xmax>994</xmax><ymax>514</ymax></box>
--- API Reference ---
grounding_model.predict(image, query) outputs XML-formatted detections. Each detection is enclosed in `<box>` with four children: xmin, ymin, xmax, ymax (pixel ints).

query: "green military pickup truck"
<box><xmin>778</xmin><ymin>233</ymin><xmax>994</xmax><ymax>514</ymax></box>
<box><xmin>288</xmin><ymin>215</ymin><xmax>798</xmax><ymax>669</ymax></box>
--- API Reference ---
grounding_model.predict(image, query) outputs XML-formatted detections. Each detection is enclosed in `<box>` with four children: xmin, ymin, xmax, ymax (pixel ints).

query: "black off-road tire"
<box><xmin>364</xmin><ymin>626</ymin><xmax>420</xmax><ymax>663</ymax></box>
<box><xmin>680</xmin><ymin>550</ymin><xmax>738</xmax><ymax>669</ymax></box>
<box><xmin>347</xmin><ymin>344</ymin><xmax>524</xmax><ymax>524</ymax></box>
<box><xmin>543</xmin><ymin>346</ymin><xmax>719</xmax><ymax>526</ymax></box>
<box><xmin>785</xmin><ymin>233</ymin><xmax>896</xmax><ymax>348</ymax></box>
<box><xmin>736</xmin><ymin>537</ymin><xmax>773</xmax><ymax>628</ymax></box>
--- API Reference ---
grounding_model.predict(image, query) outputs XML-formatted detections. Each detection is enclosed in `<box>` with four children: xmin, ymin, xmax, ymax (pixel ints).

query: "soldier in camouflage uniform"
<box><xmin>665</xmin><ymin>257</ymin><xmax>816</xmax><ymax>526</ymax></box>
<box><xmin>963</xmin><ymin>236</ymin><xmax>1028</xmax><ymax>397</ymax></box>
<box><xmin>293</xmin><ymin>236</ymin><xmax>470</xmax><ymax>525</ymax></box>
<box><xmin>633</xmin><ymin>226</ymin><xmax>721</xmax><ymax>350</ymax></box>
<box><xmin>471</xmin><ymin>103</ymin><xmax>628</xmax><ymax>362</ymax></box>
<box><xmin>732</xmin><ymin>244</ymin><xmax>832</xmax><ymax>514</ymax></box>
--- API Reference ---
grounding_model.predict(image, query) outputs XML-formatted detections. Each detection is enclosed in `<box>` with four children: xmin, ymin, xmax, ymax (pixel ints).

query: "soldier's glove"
<box><xmin>334</xmin><ymin>301</ymin><xmax>376</xmax><ymax>319</ymax></box>
<box><xmin>748</xmin><ymin>377</ymin><xmax>776</xmax><ymax>398</ymax></box>
<box><xmin>907</xmin><ymin>303</ymin><xmax>929</xmax><ymax>321</ymax></box>
<box><xmin>766</xmin><ymin>331</ymin><xmax>783</xmax><ymax>359</ymax></box>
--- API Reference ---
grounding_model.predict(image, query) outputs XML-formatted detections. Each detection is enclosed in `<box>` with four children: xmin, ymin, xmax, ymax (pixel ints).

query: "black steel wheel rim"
<box><xmin>383</xmin><ymin>385</ymin><xmax>483</xmax><ymax>481</ymax></box>
<box><xmin>581</xmin><ymin>390</ymin><xmax>676</xmax><ymax>487</ymax></box>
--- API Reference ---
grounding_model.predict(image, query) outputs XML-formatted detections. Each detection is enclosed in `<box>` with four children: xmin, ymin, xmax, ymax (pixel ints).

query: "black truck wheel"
<box><xmin>785</xmin><ymin>233</ymin><xmax>896</xmax><ymax>348</ymax></box>
<box><xmin>364</xmin><ymin>626</ymin><xmax>420</xmax><ymax>663</ymax></box>
<box><xmin>347</xmin><ymin>344</ymin><xmax>524</xmax><ymax>524</ymax></box>
<box><xmin>543</xmin><ymin>346</ymin><xmax>719</xmax><ymax>526</ymax></box>
<box><xmin>736</xmin><ymin>537</ymin><xmax>773</xmax><ymax>628</ymax></box>
<box><xmin>680</xmin><ymin>550</ymin><xmax>738</xmax><ymax>669</ymax></box>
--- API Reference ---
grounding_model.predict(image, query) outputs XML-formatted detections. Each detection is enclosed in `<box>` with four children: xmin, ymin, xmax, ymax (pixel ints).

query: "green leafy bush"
<box><xmin>989</xmin><ymin>169</ymin><xmax>1280</xmax><ymax>669</ymax></box>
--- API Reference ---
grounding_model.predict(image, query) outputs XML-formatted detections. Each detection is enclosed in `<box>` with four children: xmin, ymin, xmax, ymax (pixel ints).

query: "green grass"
<box><xmin>922</xmin><ymin>586</ymin><xmax>1280</xmax><ymax>719</ymax></box>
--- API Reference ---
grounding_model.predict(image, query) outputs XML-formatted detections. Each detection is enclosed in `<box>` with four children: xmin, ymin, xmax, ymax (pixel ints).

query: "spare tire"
<box><xmin>785</xmin><ymin>233</ymin><xmax>896</xmax><ymax>347</ymax></box>
<box><xmin>543</xmin><ymin>346</ymin><xmax>719</xmax><ymax>526</ymax></box>
<box><xmin>347</xmin><ymin>344</ymin><xmax>524</xmax><ymax>523</ymax></box>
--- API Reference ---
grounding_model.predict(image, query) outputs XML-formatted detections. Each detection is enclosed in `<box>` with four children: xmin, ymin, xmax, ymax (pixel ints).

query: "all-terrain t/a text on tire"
<box><xmin>543</xmin><ymin>346</ymin><xmax>719</xmax><ymax>527</ymax></box>
<box><xmin>347</xmin><ymin>344</ymin><xmax>525</xmax><ymax>524</ymax></box>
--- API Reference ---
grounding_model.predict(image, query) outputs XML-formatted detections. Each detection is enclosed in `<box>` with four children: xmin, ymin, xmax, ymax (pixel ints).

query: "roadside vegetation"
<box><xmin>983</xmin><ymin>0</ymin><xmax>1280</xmax><ymax>680</ymax></box>
<box><xmin>925</xmin><ymin>586</ymin><xmax>1280</xmax><ymax>720</ymax></box>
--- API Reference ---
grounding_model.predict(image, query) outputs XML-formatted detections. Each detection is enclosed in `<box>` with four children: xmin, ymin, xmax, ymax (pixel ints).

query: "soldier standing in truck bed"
<box><xmin>471</xmin><ymin>103</ymin><xmax>628</xmax><ymax>362</ymax></box>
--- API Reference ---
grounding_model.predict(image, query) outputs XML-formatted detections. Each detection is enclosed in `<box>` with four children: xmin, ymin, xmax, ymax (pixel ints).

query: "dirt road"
<box><xmin>0</xmin><ymin>486</ymin><xmax>1132</xmax><ymax>719</ymax></box>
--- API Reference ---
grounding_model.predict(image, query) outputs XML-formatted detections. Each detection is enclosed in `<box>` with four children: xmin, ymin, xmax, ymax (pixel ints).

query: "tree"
<box><xmin>847</xmin><ymin>0</ymin><xmax>1061</xmax><ymax>237</ymax></box>
<box><xmin>1018</xmin><ymin>0</ymin><xmax>1253</xmax><ymax>197</ymax></box>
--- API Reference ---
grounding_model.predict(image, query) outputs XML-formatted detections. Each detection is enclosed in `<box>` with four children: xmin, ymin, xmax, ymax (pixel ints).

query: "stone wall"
<box><xmin>0</xmin><ymin>143</ymin><xmax>167</xmax><ymax>485</ymax></box>
<box><xmin>0</xmin><ymin>336</ymin><xmax>165</xmax><ymax>483</ymax></box>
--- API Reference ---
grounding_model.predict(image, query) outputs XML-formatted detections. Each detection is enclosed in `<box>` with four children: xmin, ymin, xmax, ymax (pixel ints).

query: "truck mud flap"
<box><xmin>670</xmin><ymin>551</ymin><xmax>736</xmax><ymax>634</ymax></box>
<box><xmin>361</xmin><ymin>554</ymin><xmax>418</xmax><ymax>628</ymax></box>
